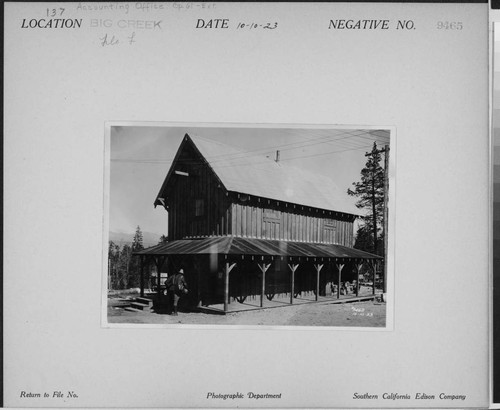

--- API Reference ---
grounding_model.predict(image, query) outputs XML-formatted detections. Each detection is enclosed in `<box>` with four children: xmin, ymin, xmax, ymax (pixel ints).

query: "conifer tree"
<box><xmin>127</xmin><ymin>226</ymin><xmax>144</xmax><ymax>288</ymax></box>
<box><xmin>132</xmin><ymin>226</ymin><xmax>144</xmax><ymax>252</ymax></box>
<box><xmin>348</xmin><ymin>142</ymin><xmax>385</xmax><ymax>255</ymax></box>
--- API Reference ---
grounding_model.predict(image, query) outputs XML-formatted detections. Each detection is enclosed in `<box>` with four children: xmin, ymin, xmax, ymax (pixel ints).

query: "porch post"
<box><xmin>336</xmin><ymin>262</ymin><xmax>345</xmax><ymax>299</ymax></box>
<box><xmin>140</xmin><ymin>255</ymin><xmax>145</xmax><ymax>297</ymax></box>
<box><xmin>224</xmin><ymin>262</ymin><xmax>236</xmax><ymax>313</ymax></box>
<box><xmin>314</xmin><ymin>264</ymin><xmax>324</xmax><ymax>301</ymax></box>
<box><xmin>288</xmin><ymin>264</ymin><xmax>299</xmax><ymax>304</ymax></box>
<box><xmin>156</xmin><ymin>257</ymin><xmax>161</xmax><ymax>298</ymax></box>
<box><xmin>258</xmin><ymin>262</ymin><xmax>271</xmax><ymax>308</ymax></box>
<box><xmin>371</xmin><ymin>260</ymin><xmax>377</xmax><ymax>295</ymax></box>
<box><xmin>155</xmin><ymin>256</ymin><xmax>166</xmax><ymax>298</ymax></box>
<box><xmin>355</xmin><ymin>261</ymin><xmax>363</xmax><ymax>297</ymax></box>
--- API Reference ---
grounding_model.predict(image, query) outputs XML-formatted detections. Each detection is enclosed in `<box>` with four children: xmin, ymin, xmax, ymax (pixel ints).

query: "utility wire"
<box><xmin>110</xmin><ymin>130</ymin><xmax>389</xmax><ymax>164</ymax></box>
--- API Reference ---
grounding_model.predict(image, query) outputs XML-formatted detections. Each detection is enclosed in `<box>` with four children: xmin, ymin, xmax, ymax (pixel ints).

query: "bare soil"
<box><xmin>107</xmin><ymin>297</ymin><xmax>386</xmax><ymax>327</ymax></box>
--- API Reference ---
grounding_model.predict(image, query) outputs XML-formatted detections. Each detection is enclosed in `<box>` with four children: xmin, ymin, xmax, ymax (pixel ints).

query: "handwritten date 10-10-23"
<box><xmin>237</xmin><ymin>22</ymin><xmax>278</xmax><ymax>30</ymax></box>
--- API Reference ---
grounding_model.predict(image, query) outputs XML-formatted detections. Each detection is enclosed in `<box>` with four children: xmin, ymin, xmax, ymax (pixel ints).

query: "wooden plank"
<box><xmin>317</xmin><ymin>218</ymin><xmax>320</xmax><ymax>242</ymax></box>
<box><xmin>347</xmin><ymin>220</ymin><xmax>351</xmax><ymax>246</ymax></box>
<box><xmin>292</xmin><ymin>214</ymin><xmax>299</xmax><ymax>241</ymax></box>
<box><xmin>241</xmin><ymin>205</ymin><xmax>246</xmax><ymax>237</ymax></box>
<box><xmin>251</xmin><ymin>206</ymin><xmax>255</xmax><ymax>237</ymax></box>
<box><xmin>288</xmin><ymin>264</ymin><xmax>299</xmax><ymax>304</ymax></box>
<box><xmin>230</xmin><ymin>204</ymin><xmax>236</xmax><ymax>236</ymax></box>
<box><xmin>239</xmin><ymin>204</ymin><xmax>244</xmax><ymax>237</ymax></box>
<box><xmin>309</xmin><ymin>216</ymin><xmax>313</xmax><ymax>242</ymax></box>
<box><xmin>355</xmin><ymin>262</ymin><xmax>363</xmax><ymax>296</ymax></box>
<box><xmin>256</xmin><ymin>207</ymin><xmax>262</xmax><ymax>238</ymax></box>
<box><xmin>246</xmin><ymin>205</ymin><xmax>251</xmax><ymax>237</ymax></box>
<box><xmin>302</xmin><ymin>214</ymin><xmax>306</xmax><ymax>242</ymax></box>
<box><xmin>345</xmin><ymin>221</ymin><xmax>348</xmax><ymax>245</ymax></box>
<box><xmin>293</xmin><ymin>213</ymin><xmax>297</xmax><ymax>241</ymax></box>
<box><xmin>336</xmin><ymin>263</ymin><xmax>344</xmax><ymax>299</ymax></box>
<box><xmin>140</xmin><ymin>256</ymin><xmax>145</xmax><ymax>297</ymax></box>
<box><xmin>259</xmin><ymin>263</ymin><xmax>271</xmax><ymax>307</ymax></box>
<box><xmin>305</xmin><ymin>216</ymin><xmax>309</xmax><ymax>242</ymax></box>
<box><xmin>236</xmin><ymin>204</ymin><xmax>241</xmax><ymax>236</ymax></box>
<box><xmin>224</xmin><ymin>262</ymin><xmax>236</xmax><ymax>312</ymax></box>
<box><xmin>298</xmin><ymin>214</ymin><xmax>303</xmax><ymax>242</ymax></box>
<box><xmin>283</xmin><ymin>212</ymin><xmax>287</xmax><ymax>240</ymax></box>
<box><xmin>314</xmin><ymin>264</ymin><xmax>323</xmax><ymax>301</ymax></box>
<box><xmin>310</xmin><ymin>216</ymin><xmax>314</xmax><ymax>242</ymax></box>
<box><xmin>296</xmin><ymin>213</ymin><xmax>300</xmax><ymax>241</ymax></box>
<box><xmin>371</xmin><ymin>260</ymin><xmax>376</xmax><ymax>295</ymax></box>
<box><xmin>279</xmin><ymin>211</ymin><xmax>283</xmax><ymax>240</ymax></box>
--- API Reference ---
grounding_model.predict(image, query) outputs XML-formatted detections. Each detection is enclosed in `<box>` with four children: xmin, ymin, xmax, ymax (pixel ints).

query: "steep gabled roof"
<box><xmin>155</xmin><ymin>134</ymin><xmax>359</xmax><ymax>216</ymax></box>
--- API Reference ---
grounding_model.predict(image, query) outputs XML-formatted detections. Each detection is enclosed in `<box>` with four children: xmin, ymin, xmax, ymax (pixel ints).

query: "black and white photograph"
<box><xmin>4</xmin><ymin>1</ymin><xmax>489</xmax><ymax>407</ymax></box>
<box><xmin>105</xmin><ymin>125</ymin><xmax>393</xmax><ymax>327</ymax></box>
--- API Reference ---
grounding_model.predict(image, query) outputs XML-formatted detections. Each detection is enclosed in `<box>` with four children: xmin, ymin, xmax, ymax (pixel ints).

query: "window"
<box><xmin>195</xmin><ymin>199</ymin><xmax>204</xmax><ymax>216</ymax></box>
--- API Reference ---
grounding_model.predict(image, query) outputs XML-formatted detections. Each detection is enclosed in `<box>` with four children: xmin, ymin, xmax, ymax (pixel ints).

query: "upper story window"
<box><xmin>195</xmin><ymin>199</ymin><xmax>205</xmax><ymax>216</ymax></box>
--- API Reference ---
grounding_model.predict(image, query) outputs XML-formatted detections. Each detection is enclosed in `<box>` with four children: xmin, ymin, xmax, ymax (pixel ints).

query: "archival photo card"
<box><xmin>104</xmin><ymin>124</ymin><xmax>394</xmax><ymax>329</ymax></box>
<box><xmin>4</xmin><ymin>1</ymin><xmax>489</xmax><ymax>408</ymax></box>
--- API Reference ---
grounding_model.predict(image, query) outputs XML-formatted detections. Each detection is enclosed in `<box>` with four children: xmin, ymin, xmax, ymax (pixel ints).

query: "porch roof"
<box><xmin>134</xmin><ymin>237</ymin><xmax>381</xmax><ymax>259</ymax></box>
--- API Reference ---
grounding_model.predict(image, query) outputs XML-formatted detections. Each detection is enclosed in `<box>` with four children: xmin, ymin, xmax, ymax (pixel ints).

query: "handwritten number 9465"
<box><xmin>46</xmin><ymin>8</ymin><xmax>65</xmax><ymax>17</ymax></box>
<box><xmin>436</xmin><ymin>21</ymin><xmax>463</xmax><ymax>30</ymax></box>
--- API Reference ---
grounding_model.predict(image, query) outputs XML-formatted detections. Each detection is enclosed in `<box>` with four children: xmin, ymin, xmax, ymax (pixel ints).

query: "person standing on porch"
<box><xmin>169</xmin><ymin>269</ymin><xmax>188</xmax><ymax>316</ymax></box>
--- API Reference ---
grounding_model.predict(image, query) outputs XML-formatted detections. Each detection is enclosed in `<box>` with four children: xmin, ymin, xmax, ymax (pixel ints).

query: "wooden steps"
<box><xmin>130</xmin><ymin>297</ymin><xmax>153</xmax><ymax>311</ymax></box>
<box><xmin>121</xmin><ymin>297</ymin><xmax>154</xmax><ymax>313</ymax></box>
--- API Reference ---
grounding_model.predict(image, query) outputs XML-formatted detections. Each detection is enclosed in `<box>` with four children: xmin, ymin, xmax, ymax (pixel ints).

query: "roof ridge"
<box><xmin>159</xmin><ymin>133</ymin><xmax>359</xmax><ymax>215</ymax></box>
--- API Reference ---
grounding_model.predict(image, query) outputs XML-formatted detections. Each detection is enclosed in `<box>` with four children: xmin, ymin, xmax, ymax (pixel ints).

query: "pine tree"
<box><xmin>128</xmin><ymin>226</ymin><xmax>144</xmax><ymax>288</ymax></box>
<box><xmin>132</xmin><ymin>226</ymin><xmax>144</xmax><ymax>252</ymax></box>
<box><xmin>348</xmin><ymin>142</ymin><xmax>385</xmax><ymax>255</ymax></box>
<box><xmin>108</xmin><ymin>241</ymin><xmax>121</xmax><ymax>289</ymax></box>
<box><xmin>117</xmin><ymin>244</ymin><xmax>132</xmax><ymax>289</ymax></box>
<box><xmin>158</xmin><ymin>235</ymin><xmax>168</xmax><ymax>244</ymax></box>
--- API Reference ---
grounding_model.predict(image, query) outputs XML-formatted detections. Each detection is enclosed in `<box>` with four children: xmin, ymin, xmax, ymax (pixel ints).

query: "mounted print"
<box><xmin>104</xmin><ymin>124</ymin><xmax>394</xmax><ymax>328</ymax></box>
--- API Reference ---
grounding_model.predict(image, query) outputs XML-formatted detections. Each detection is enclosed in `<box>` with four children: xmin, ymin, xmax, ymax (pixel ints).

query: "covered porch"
<box><xmin>134</xmin><ymin>236</ymin><xmax>383</xmax><ymax>314</ymax></box>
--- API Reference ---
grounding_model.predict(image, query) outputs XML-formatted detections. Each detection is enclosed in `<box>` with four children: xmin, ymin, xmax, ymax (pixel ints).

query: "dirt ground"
<box><xmin>107</xmin><ymin>297</ymin><xmax>386</xmax><ymax>327</ymax></box>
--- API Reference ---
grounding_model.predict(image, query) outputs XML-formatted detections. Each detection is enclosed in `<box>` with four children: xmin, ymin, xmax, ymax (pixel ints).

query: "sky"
<box><xmin>108</xmin><ymin>125</ymin><xmax>390</xmax><ymax>237</ymax></box>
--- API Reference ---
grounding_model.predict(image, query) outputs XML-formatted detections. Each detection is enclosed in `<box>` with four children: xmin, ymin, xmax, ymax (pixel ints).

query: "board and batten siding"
<box><xmin>167</xmin><ymin>146</ymin><xmax>232</xmax><ymax>240</ymax></box>
<box><xmin>164</xmin><ymin>139</ymin><xmax>355</xmax><ymax>245</ymax></box>
<box><xmin>229</xmin><ymin>203</ymin><xmax>354</xmax><ymax>246</ymax></box>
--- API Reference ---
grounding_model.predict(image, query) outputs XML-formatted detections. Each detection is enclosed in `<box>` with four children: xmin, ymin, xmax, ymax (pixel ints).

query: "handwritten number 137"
<box><xmin>46</xmin><ymin>8</ymin><xmax>65</xmax><ymax>17</ymax></box>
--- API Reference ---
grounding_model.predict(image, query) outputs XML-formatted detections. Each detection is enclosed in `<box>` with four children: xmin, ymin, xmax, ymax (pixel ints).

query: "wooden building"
<box><xmin>135</xmin><ymin>134</ymin><xmax>381</xmax><ymax>312</ymax></box>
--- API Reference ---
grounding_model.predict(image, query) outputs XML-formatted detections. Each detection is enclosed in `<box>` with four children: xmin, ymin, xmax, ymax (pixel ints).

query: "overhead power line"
<box><xmin>110</xmin><ymin>130</ymin><xmax>390</xmax><ymax>164</ymax></box>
